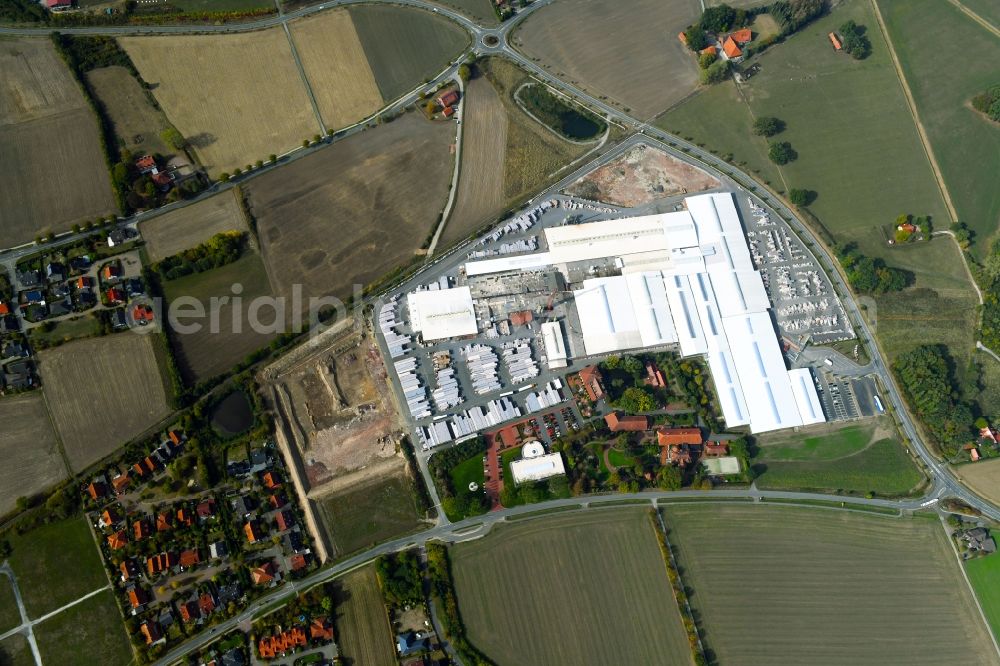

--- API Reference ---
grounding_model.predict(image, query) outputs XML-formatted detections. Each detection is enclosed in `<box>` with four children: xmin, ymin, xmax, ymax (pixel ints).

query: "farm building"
<box><xmin>829</xmin><ymin>32</ymin><xmax>843</xmax><ymax>50</ymax></box>
<box><xmin>438</xmin><ymin>89</ymin><xmax>460</xmax><ymax>107</ymax></box>
<box><xmin>46</xmin><ymin>0</ymin><xmax>72</xmax><ymax>11</ymax></box>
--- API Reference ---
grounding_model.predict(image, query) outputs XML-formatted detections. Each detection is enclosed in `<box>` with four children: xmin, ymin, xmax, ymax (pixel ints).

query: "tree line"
<box><xmin>837</xmin><ymin>243</ymin><xmax>911</xmax><ymax>294</ymax></box>
<box><xmin>893</xmin><ymin>345</ymin><xmax>973</xmax><ymax>457</ymax></box>
<box><xmin>154</xmin><ymin>231</ymin><xmax>246</xmax><ymax>281</ymax></box>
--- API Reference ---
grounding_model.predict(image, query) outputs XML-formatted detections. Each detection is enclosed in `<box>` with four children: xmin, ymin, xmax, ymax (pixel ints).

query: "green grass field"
<box><xmin>753</xmin><ymin>419</ymin><xmax>924</xmax><ymax>495</ymax></box>
<box><xmin>349</xmin><ymin>5</ymin><xmax>469</xmax><ymax>101</ymax></box>
<box><xmin>965</xmin><ymin>553</ymin><xmax>1000</xmax><ymax>641</ymax></box>
<box><xmin>451</xmin><ymin>509</ymin><xmax>693</xmax><ymax>665</ymax></box>
<box><xmin>756</xmin><ymin>422</ymin><xmax>875</xmax><ymax>461</ymax></box>
<box><xmin>27</xmin><ymin>314</ymin><xmax>102</xmax><ymax>349</ymax></box>
<box><xmin>663</xmin><ymin>0</ymin><xmax>949</xmax><ymax>260</ymax></box>
<box><xmin>956</xmin><ymin>0</ymin><xmax>1000</xmax><ymax>28</ymax></box>
<box><xmin>6</xmin><ymin>515</ymin><xmax>108</xmax><ymax>618</ymax></box>
<box><xmin>0</xmin><ymin>575</ymin><xmax>21</xmax><ymax>633</ymax></box>
<box><xmin>659</xmin><ymin>0</ymin><xmax>979</xmax><ymax>376</ymax></box>
<box><xmin>450</xmin><ymin>453</ymin><xmax>485</xmax><ymax>494</ymax></box>
<box><xmin>34</xmin><ymin>588</ymin><xmax>131</xmax><ymax>666</ymax></box>
<box><xmin>754</xmin><ymin>437</ymin><xmax>924</xmax><ymax>496</ymax></box>
<box><xmin>607</xmin><ymin>447</ymin><xmax>635</xmax><ymax>468</ymax></box>
<box><xmin>0</xmin><ymin>634</ymin><xmax>34</xmax><ymax>666</ymax></box>
<box><xmin>316</xmin><ymin>470</ymin><xmax>425</xmax><ymax>557</ymax></box>
<box><xmin>877</xmin><ymin>0</ymin><xmax>1000</xmax><ymax>258</ymax></box>
<box><xmin>664</xmin><ymin>504</ymin><xmax>998</xmax><ymax>665</ymax></box>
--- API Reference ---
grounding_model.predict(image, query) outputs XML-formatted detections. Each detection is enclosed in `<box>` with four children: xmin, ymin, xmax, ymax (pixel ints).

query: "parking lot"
<box><xmin>740</xmin><ymin>197</ymin><xmax>854</xmax><ymax>345</ymax></box>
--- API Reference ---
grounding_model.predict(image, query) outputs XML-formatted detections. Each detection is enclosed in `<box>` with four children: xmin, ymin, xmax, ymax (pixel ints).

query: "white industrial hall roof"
<box><xmin>540</xmin><ymin>321</ymin><xmax>568</xmax><ymax>368</ymax></box>
<box><xmin>407</xmin><ymin>286</ymin><xmax>478</xmax><ymax>342</ymax></box>
<box><xmin>574</xmin><ymin>272</ymin><xmax>678</xmax><ymax>356</ymax></box>
<box><xmin>510</xmin><ymin>452</ymin><xmax>566</xmax><ymax>484</ymax></box>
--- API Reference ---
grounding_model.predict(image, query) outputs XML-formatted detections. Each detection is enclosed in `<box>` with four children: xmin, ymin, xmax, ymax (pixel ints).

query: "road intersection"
<box><xmin>2</xmin><ymin>2</ymin><xmax>999</xmax><ymax>662</ymax></box>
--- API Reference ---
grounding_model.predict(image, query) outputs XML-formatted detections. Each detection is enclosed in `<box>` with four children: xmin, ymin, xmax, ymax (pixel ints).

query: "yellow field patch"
<box><xmin>140</xmin><ymin>188</ymin><xmax>248</xmax><ymax>262</ymax></box>
<box><xmin>290</xmin><ymin>9</ymin><xmax>383</xmax><ymax>130</ymax></box>
<box><xmin>121</xmin><ymin>31</ymin><xmax>318</xmax><ymax>177</ymax></box>
<box><xmin>0</xmin><ymin>38</ymin><xmax>82</xmax><ymax>126</ymax></box>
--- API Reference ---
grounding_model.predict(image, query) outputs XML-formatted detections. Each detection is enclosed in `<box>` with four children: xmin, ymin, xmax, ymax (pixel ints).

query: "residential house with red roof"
<box><xmin>156</xmin><ymin>512</ymin><xmax>173</xmax><ymax>532</ymax></box>
<box><xmin>108</xmin><ymin>530</ymin><xmax>128</xmax><ymax>550</ymax></box>
<box><xmin>179</xmin><ymin>599</ymin><xmax>200</xmax><ymax>623</ymax></box>
<box><xmin>100</xmin><ymin>507</ymin><xmax>122</xmax><ymax>527</ymax></box>
<box><xmin>177</xmin><ymin>507</ymin><xmax>194</xmax><ymax>526</ymax></box>
<box><xmin>140</xmin><ymin>620</ymin><xmax>163</xmax><ymax>645</ymax></box>
<box><xmin>128</xmin><ymin>586</ymin><xmax>149</xmax><ymax>610</ymax></box>
<box><xmin>275</xmin><ymin>510</ymin><xmax>294</xmax><ymax>532</ymax></box>
<box><xmin>244</xmin><ymin>520</ymin><xmax>265</xmax><ymax>544</ymax></box>
<box><xmin>199</xmin><ymin>592</ymin><xmax>216</xmax><ymax>616</ymax></box>
<box><xmin>268</xmin><ymin>493</ymin><xmax>286</xmax><ymax>510</ymax></box>
<box><xmin>258</xmin><ymin>627</ymin><xmax>307</xmax><ymax>658</ymax></box>
<box><xmin>251</xmin><ymin>561</ymin><xmax>278</xmax><ymax>586</ymax></box>
<box><xmin>120</xmin><ymin>559</ymin><xmax>140</xmax><ymax>581</ymax></box>
<box><xmin>111</xmin><ymin>473</ymin><xmax>131</xmax><ymax>495</ymax></box>
<box><xmin>196</xmin><ymin>499</ymin><xmax>216</xmax><ymax>519</ymax></box>
<box><xmin>146</xmin><ymin>552</ymin><xmax>178</xmax><ymax>577</ymax></box>
<box><xmin>179</xmin><ymin>549</ymin><xmax>200</xmax><ymax>569</ymax></box>
<box><xmin>310</xmin><ymin>617</ymin><xmax>334</xmax><ymax>642</ymax></box>
<box><xmin>289</xmin><ymin>554</ymin><xmax>308</xmax><ymax>572</ymax></box>
<box><xmin>134</xmin><ymin>519</ymin><xmax>152</xmax><ymax>540</ymax></box>
<box><xmin>262</xmin><ymin>471</ymin><xmax>282</xmax><ymax>490</ymax></box>
<box><xmin>704</xmin><ymin>442</ymin><xmax>728</xmax><ymax>457</ymax></box>
<box><xmin>437</xmin><ymin>90</ymin><xmax>459</xmax><ymax>107</ymax></box>
<box><xmin>87</xmin><ymin>481</ymin><xmax>107</xmax><ymax>500</ymax></box>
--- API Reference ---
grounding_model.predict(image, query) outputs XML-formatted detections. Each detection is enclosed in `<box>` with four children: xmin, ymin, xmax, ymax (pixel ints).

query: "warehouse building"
<box><xmin>407</xmin><ymin>286</ymin><xmax>478</xmax><ymax>342</ymax></box>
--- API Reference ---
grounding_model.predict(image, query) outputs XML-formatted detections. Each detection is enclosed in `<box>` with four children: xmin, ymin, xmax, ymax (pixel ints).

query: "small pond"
<box><xmin>211</xmin><ymin>390</ymin><xmax>253</xmax><ymax>436</ymax></box>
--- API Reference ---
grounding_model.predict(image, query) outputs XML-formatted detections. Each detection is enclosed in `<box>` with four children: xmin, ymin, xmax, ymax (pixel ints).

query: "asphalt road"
<box><xmin>3</xmin><ymin>2</ymin><xmax>999</xmax><ymax>661</ymax></box>
<box><xmin>151</xmin><ymin>487</ymin><xmax>922</xmax><ymax>666</ymax></box>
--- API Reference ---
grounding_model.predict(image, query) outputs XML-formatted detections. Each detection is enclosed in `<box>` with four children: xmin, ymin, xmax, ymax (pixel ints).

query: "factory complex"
<box><xmin>457</xmin><ymin>192</ymin><xmax>825</xmax><ymax>434</ymax></box>
<box><xmin>378</xmin><ymin>189</ymin><xmax>836</xmax><ymax>455</ymax></box>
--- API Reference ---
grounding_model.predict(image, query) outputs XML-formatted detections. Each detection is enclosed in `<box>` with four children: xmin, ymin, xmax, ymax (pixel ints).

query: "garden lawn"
<box><xmin>6</xmin><ymin>515</ymin><xmax>108</xmax><ymax>618</ymax></box>
<box><xmin>755</xmin><ymin>422</ymin><xmax>878</xmax><ymax>462</ymax></box>
<box><xmin>449</xmin><ymin>454</ymin><xmax>485</xmax><ymax>494</ymax></box>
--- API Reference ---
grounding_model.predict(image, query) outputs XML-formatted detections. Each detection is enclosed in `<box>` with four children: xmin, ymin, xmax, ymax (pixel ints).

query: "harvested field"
<box><xmin>0</xmin><ymin>393</ymin><xmax>67</xmax><ymax>515</ymax></box>
<box><xmin>349</xmin><ymin>4</ymin><xmax>469</xmax><ymax>102</ymax></box>
<box><xmin>664</xmin><ymin>504</ymin><xmax>998</xmax><ymax>665</ymax></box>
<box><xmin>512</xmin><ymin>0</ymin><xmax>702</xmax><ymax>119</ymax></box>
<box><xmin>451</xmin><ymin>510</ymin><xmax>693</xmax><ymax>665</ymax></box>
<box><xmin>564</xmin><ymin>142</ymin><xmax>719</xmax><ymax>206</ymax></box>
<box><xmin>315</xmin><ymin>469</ymin><xmax>425</xmax><ymax>556</ymax></box>
<box><xmin>39</xmin><ymin>334</ymin><xmax>171</xmax><ymax>472</ymax></box>
<box><xmin>954</xmin><ymin>459</ymin><xmax>1000</xmax><ymax>508</ymax></box>
<box><xmin>0</xmin><ymin>38</ymin><xmax>116</xmax><ymax>245</ymax></box>
<box><xmin>333</xmin><ymin>566</ymin><xmax>396</xmax><ymax>666</ymax></box>
<box><xmin>85</xmin><ymin>65</ymin><xmax>173</xmax><ymax>156</ymax></box>
<box><xmin>6</xmin><ymin>516</ymin><xmax>107</xmax><ymax>618</ymax></box>
<box><xmin>139</xmin><ymin>189</ymin><xmax>248</xmax><ymax>263</ymax></box>
<box><xmin>162</xmin><ymin>252</ymin><xmax>276</xmax><ymax>384</ymax></box>
<box><xmin>34</xmin><ymin>589</ymin><xmax>131</xmax><ymax>666</ymax></box>
<box><xmin>246</xmin><ymin>112</ymin><xmax>454</xmax><ymax>319</ymax></box>
<box><xmin>289</xmin><ymin>9</ymin><xmax>383</xmax><ymax>131</ymax></box>
<box><xmin>121</xmin><ymin>31</ymin><xmax>318</xmax><ymax>177</ymax></box>
<box><xmin>480</xmin><ymin>58</ymin><xmax>590</xmax><ymax>201</ymax></box>
<box><xmin>441</xmin><ymin>76</ymin><xmax>509</xmax><ymax>248</ymax></box>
